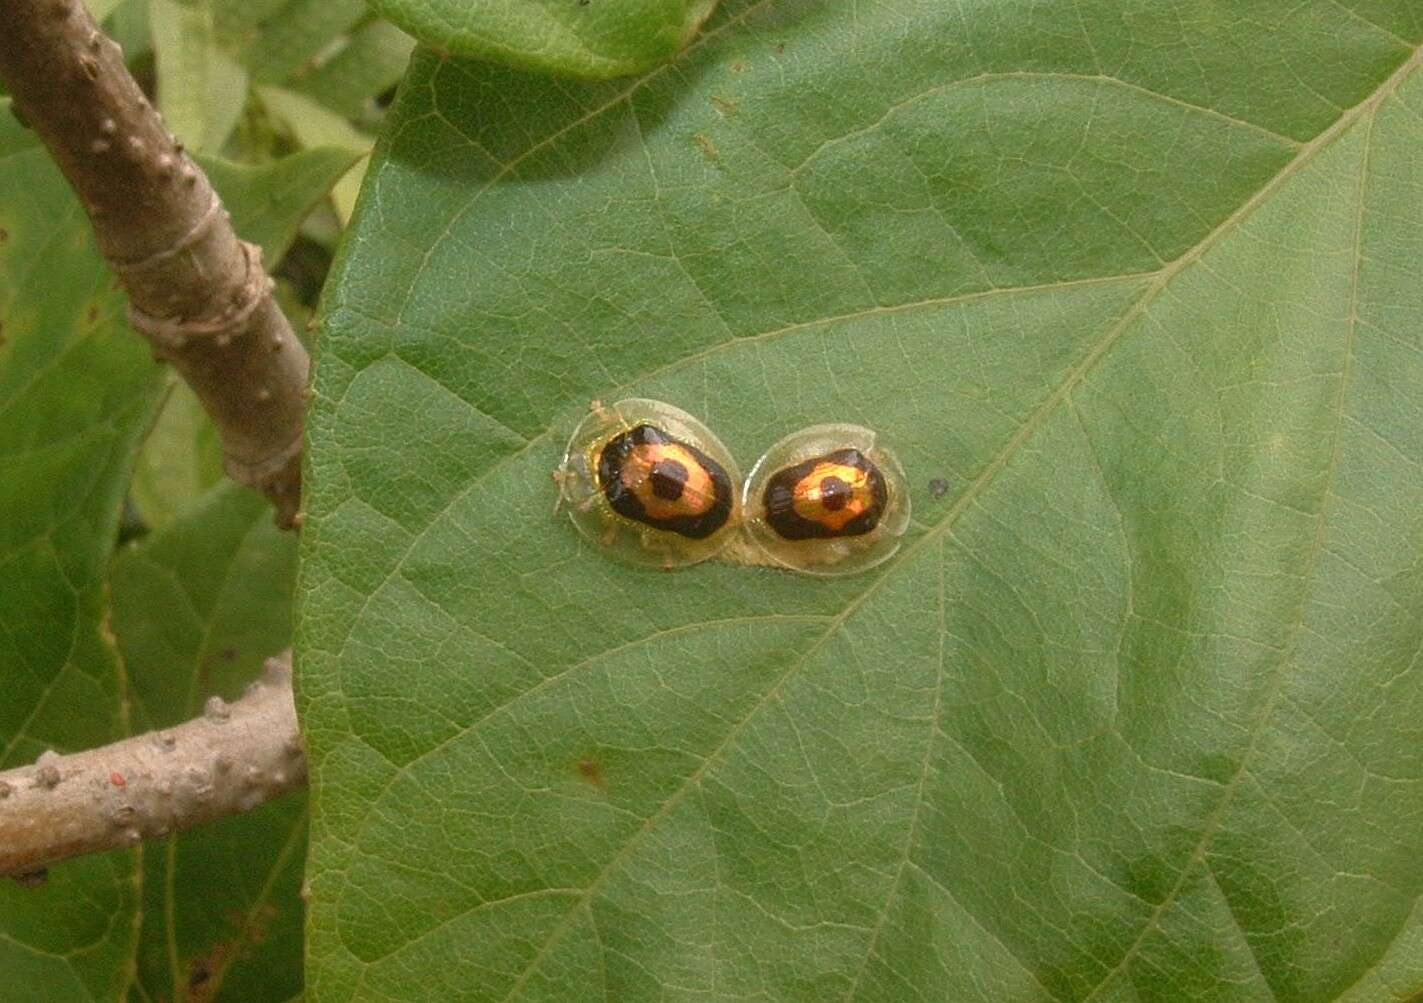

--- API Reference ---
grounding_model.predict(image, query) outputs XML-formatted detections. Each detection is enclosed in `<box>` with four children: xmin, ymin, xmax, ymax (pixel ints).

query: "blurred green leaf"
<box><xmin>256</xmin><ymin>88</ymin><xmax>370</xmax><ymax>223</ymax></box>
<box><xmin>0</xmin><ymin>137</ymin><xmax>161</xmax><ymax>1003</ymax></box>
<box><xmin>111</xmin><ymin>482</ymin><xmax>302</xmax><ymax>1003</ymax></box>
<box><xmin>85</xmin><ymin>0</ymin><xmax>127</xmax><ymax>23</ymax></box>
<box><xmin>0</xmin><ymin>101</ymin><xmax>346</xmax><ymax>1003</ymax></box>
<box><xmin>128</xmin><ymin>380</ymin><xmax>224</xmax><ymax>532</ymax></box>
<box><xmin>289</xmin><ymin>19</ymin><xmax>414</xmax><ymax>124</ymax></box>
<box><xmin>150</xmin><ymin>0</ymin><xmax>249</xmax><ymax>152</ymax></box>
<box><xmin>365</xmin><ymin>0</ymin><xmax>718</xmax><ymax>79</ymax></box>
<box><xmin>202</xmin><ymin>147</ymin><xmax>363</xmax><ymax>265</ymax></box>
<box><xmin>299</xmin><ymin>2</ymin><xmax>1423</xmax><ymax>1000</ymax></box>
<box><xmin>0</xmin><ymin>100</ymin><xmax>37</xmax><ymax>157</ymax></box>
<box><xmin>211</xmin><ymin>0</ymin><xmax>289</xmax><ymax>51</ymax></box>
<box><xmin>103</xmin><ymin>0</ymin><xmax>154</xmax><ymax>68</ymax></box>
<box><xmin>238</xmin><ymin>0</ymin><xmax>366</xmax><ymax>86</ymax></box>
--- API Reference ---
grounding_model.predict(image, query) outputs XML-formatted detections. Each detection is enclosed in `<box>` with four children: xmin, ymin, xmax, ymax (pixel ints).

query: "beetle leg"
<box><xmin>551</xmin><ymin>468</ymin><xmax>567</xmax><ymax>516</ymax></box>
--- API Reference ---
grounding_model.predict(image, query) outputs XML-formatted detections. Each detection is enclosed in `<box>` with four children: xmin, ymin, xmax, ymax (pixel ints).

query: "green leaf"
<box><xmin>238</xmin><ymin>0</ymin><xmax>367</xmax><ymax>86</ymax></box>
<box><xmin>288</xmin><ymin>19</ymin><xmax>415</xmax><ymax>125</ymax></box>
<box><xmin>129</xmin><ymin>380</ymin><xmax>225</xmax><ymax>532</ymax></box>
<box><xmin>212</xmin><ymin>0</ymin><xmax>290</xmax><ymax>52</ymax></box>
<box><xmin>0</xmin><ymin>143</ymin><xmax>162</xmax><ymax>1003</ymax></box>
<box><xmin>150</xmin><ymin>0</ymin><xmax>250</xmax><ymax>152</ymax></box>
<box><xmin>0</xmin><ymin>99</ymin><xmax>38</xmax><ymax>158</ymax></box>
<box><xmin>84</xmin><ymin>0</ymin><xmax>127</xmax><ymax>24</ymax></box>
<box><xmin>202</xmin><ymin>148</ymin><xmax>364</xmax><ymax>273</ymax></box>
<box><xmin>130</xmin><ymin>147</ymin><xmax>360</xmax><ymax>529</ymax></box>
<box><xmin>111</xmin><ymin>482</ymin><xmax>302</xmax><ymax>1003</ymax></box>
<box><xmin>255</xmin><ymin>88</ymin><xmax>371</xmax><ymax>224</ymax></box>
<box><xmin>365</xmin><ymin>0</ymin><xmax>719</xmax><ymax>79</ymax></box>
<box><xmin>301</xmin><ymin>3</ymin><xmax>1423</xmax><ymax>1000</ymax></box>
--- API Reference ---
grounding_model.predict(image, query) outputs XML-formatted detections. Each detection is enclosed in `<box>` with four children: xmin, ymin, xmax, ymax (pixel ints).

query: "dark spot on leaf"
<box><xmin>694</xmin><ymin>133</ymin><xmax>719</xmax><ymax>161</ymax></box>
<box><xmin>775</xmin><ymin>42</ymin><xmax>786</xmax><ymax>53</ymax></box>
<box><xmin>928</xmin><ymin>478</ymin><xmax>949</xmax><ymax>499</ymax></box>
<box><xmin>86</xmin><ymin>304</ymin><xmax>99</xmax><ymax>325</ymax></box>
<box><xmin>188</xmin><ymin>960</ymin><xmax>213</xmax><ymax>990</ymax></box>
<box><xmin>575</xmin><ymin>757</ymin><xmax>605</xmax><ymax>787</ymax></box>
<box><xmin>0</xmin><ymin>227</ymin><xmax>9</xmax><ymax>244</ymax></box>
<box><xmin>186</xmin><ymin>902</ymin><xmax>277</xmax><ymax>1002</ymax></box>
<box><xmin>12</xmin><ymin>869</ymin><xmax>47</xmax><ymax>889</ymax></box>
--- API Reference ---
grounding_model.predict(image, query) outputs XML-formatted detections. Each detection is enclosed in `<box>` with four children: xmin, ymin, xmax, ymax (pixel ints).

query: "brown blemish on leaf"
<box><xmin>729</xmin><ymin>58</ymin><xmax>747</xmax><ymax>73</ymax></box>
<box><xmin>85</xmin><ymin>303</ymin><xmax>99</xmax><ymax>325</ymax></box>
<box><xmin>185</xmin><ymin>939</ymin><xmax>232</xmax><ymax>1002</ymax></box>
<box><xmin>694</xmin><ymin>133</ymin><xmax>719</xmax><ymax>162</ymax></box>
<box><xmin>575</xmin><ymin>757</ymin><xmax>605</xmax><ymax>788</ymax></box>
<box><xmin>187</xmin><ymin>903</ymin><xmax>278</xmax><ymax>1001</ymax></box>
<box><xmin>0</xmin><ymin>227</ymin><xmax>9</xmax><ymax>244</ymax></box>
<box><xmin>710</xmin><ymin>95</ymin><xmax>737</xmax><ymax>117</ymax></box>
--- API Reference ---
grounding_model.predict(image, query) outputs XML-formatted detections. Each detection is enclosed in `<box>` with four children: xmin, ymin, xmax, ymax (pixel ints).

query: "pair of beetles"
<box><xmin>556</xmin><ymin>399</ymin><xmax>910</xmax><ymax>576</ymax></box>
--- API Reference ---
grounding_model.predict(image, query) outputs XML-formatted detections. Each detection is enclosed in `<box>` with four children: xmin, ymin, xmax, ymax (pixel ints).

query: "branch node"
<box><xmin>34</xmin><ymin>751</ymin><xmax>61</xmax><ymax>789</ymax></box>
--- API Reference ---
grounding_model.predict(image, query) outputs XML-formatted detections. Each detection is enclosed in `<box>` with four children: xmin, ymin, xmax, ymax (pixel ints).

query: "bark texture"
<box><xmin>0</xmin><ymin>654</ymin><xmax>305</xmax><ymax>879</ymax></box>
<box><xmin>0</xmin><ymin>0</ymin><xmax>308</xmax><ymax>526</ymax></box>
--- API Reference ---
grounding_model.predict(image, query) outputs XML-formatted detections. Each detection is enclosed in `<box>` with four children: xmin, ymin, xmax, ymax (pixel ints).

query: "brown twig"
<box><xmin>0</xmin><ymin>0</ymin><xmax>309</xmax><ymax>526</ymax></box>
<box><xmin>0</xmin><ymin>654</ymin><xmax>305</xmax><ymax>879</ymax></box>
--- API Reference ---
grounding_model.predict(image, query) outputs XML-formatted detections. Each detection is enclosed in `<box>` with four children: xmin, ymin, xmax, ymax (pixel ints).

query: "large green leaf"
<box><xmin>111</xmin><ymin>482</ymin><xmax>302</xmax><ymax>1003</ymax></box>
<box><xmin>300</xmin><ymin>2</ymin><xmax>1423</xmax><ymax>1000</ymax></box>
<box><xmin>0</xmin><ymin>145</ymin><xmax>159</xmax><ymax>1003</ymax></box>
<box><xmin>363</xmin><ymin>0</ymin><xmax>718</xmax><ymax>79</ymax></box>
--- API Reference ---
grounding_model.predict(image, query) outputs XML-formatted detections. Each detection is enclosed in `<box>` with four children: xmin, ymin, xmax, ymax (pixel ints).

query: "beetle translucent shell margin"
<box><xmin>556</xmin><ymin>398</ymin><xmax>742</xmax><ymax>569</ymax></box>
<box><xmin>741</xmin><ymin>423</ymin><xmax>910</xmax><ymax>576</ymax></box>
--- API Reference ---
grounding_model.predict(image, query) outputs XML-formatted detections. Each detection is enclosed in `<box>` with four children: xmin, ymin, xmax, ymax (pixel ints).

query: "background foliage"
<box><xmin>1</xmin><ymin>1</ymin><xmax>386</xmax><ymax>999</ymax></box>
<box><xmin>1</xmin><ymin>0</ymin><xmax>1422</xmax><ymax>1001</ymax></box>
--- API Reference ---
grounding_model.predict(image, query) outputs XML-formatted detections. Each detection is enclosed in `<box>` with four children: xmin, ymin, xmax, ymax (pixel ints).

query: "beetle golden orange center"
<box><xmin>596</xmin><ymin>424</ymin><xmax>734</xmax><ymax>539</ymax></box>
<box><xmin>762</xmin><ymin>448</ymin><xmax>888</xmax><ymax>540</ymax></box>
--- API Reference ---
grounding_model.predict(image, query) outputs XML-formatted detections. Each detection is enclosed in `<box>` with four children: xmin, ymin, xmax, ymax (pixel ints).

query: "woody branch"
<box><xmin>0</xmin><ymin>655</ymin><xmax>305</xmax><ymax>879</ymax></box>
